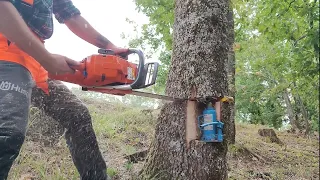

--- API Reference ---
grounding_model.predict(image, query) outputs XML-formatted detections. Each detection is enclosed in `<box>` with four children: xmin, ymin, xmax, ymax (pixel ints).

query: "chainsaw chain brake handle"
<box><xmin>98</xmin><ymin>48</ymin><xmax>129</xmax><ymax>60</ymax></box>
<box><xmin>90</xmin><ymin>48</ymin><xmax>160</xmax><ymax>91</ymax></box>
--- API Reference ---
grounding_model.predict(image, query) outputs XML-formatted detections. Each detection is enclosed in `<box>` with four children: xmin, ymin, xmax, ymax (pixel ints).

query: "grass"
<box><xmin>7</xmin><ymin>95</ymin><xmax>319</xmax><ymax>180</ymax></box>
<box><xmin>228</xmin><ymin>123</ymin><xmax>319</xmax><ymax>180</ymax></box>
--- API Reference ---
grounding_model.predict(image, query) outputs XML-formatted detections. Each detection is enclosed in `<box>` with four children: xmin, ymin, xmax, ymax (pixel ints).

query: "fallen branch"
<box><xmin>242</xmin><ymin>146</ymin><xmax>267</xmax><ymax>164</ymax></box>
<box><xmin>124</xmin><ymin>149</ymin><xmax>149</xmax><ymax>163</ymax></box>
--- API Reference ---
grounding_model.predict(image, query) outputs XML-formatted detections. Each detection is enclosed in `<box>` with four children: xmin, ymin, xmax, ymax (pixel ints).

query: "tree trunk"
<box><xmin>139</xmin><ymin>0</ymin><xmax>233</xmax><ymax>179</ymax></box>
<box><xmin>226</xmin><ymin>3</ymin><xmax>236</xmax><ymax>144</ymax></box>
<box><xmin>283</xmin><ymin>89</ymin><xmax>299</xmax><ymax>132</ymax></box>
<box><xmin>295</xmin><ymin>94</ymin><xmax>311</xmax><ymax>135</ymax></box>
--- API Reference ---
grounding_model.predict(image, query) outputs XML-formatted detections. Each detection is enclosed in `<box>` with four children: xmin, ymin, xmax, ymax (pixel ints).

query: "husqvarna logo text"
<box><xmin>0</xmin><ymin>81</ymin><xmax>29</xmax><ymax>97</ymax></box>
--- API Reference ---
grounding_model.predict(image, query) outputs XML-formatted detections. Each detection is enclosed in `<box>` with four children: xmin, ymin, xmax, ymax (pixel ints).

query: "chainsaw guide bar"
<box><xmin>82</xmin><ymin>85</ymin><xmax>233</xmax><ymax>103</ymax></box>
<box><xmin>130</xmin><ymin>91</ymin><xmax>234</xmax><ymax>103</ymax></box>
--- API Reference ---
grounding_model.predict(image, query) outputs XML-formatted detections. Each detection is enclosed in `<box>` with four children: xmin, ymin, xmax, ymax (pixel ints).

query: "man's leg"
<box><xmin>0</xmin><ymin>61</ymin><xmax>34</xmax><ymax>180</ymax></box>
<box><xmin>31</xmin><ymin>79</ymin><xmax>107</xmax><ymax>180</ymax></box>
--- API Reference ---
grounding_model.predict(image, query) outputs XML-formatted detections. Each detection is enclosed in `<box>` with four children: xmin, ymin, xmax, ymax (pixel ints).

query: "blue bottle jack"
<box><xmin>197</xmin><ymin>102</ymin><xmax>224</xmax><ymax>142</ymax></box>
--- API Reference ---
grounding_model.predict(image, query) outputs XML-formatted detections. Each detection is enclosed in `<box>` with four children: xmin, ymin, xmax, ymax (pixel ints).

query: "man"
<box><xmin>0</xmin><ymin>0</ymin><xmax>127</xmax><ymax>179</ymax></box>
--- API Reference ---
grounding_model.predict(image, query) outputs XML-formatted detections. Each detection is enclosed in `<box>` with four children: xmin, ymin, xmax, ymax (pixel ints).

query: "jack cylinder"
<box><xmin>197</xmin><ymin>102</ymin><xmax>224</xmax><ymax>142</ymax></box>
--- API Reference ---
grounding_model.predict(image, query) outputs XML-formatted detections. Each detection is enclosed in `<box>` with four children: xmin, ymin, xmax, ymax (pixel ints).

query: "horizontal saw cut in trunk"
<box><xmin>139</xmin><ymin>0</ymin><xmax>233</xmax><ymax>179</ymax></box>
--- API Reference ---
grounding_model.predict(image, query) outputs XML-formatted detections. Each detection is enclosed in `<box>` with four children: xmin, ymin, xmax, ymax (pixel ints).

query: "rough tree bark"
<box><xmin>226</xmin><ymin>3</ymin><xmax>236</xmax><ymax>144</ymax></box>
<box><xmin>139</xmin><ymin>0</ymin><xmax>233</xmax><ymax>179</ymax></box>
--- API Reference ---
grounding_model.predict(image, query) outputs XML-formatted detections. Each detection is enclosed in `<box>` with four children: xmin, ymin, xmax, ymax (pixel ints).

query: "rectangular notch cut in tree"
<box><xmin>185</xmin><ymin>87</ymin><xmax>199</xmax><ymax>148</ymax></box>
<box><xmin>139</xmin><ymin>0</ymin><xmax>233</xmax><ymax>179</ymax></box>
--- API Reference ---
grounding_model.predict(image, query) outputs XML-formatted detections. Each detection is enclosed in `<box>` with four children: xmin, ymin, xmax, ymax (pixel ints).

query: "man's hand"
<box><xmin>41</xmin><ymin>54</ymin><xmax>80</xmax><ymax>75</ymax></box>
<box><xmin>111</xmin><ymin>47</ymin><xmax>129</xmax><ymax>55</ymax></box>
<box><xmin>108</xmin><ymin>46</ymin><xmax>130</xmax><ymax>59</ymax></box>
<box><xmin>115</xmin><ymin>48</ymin><xmax>130</xmax><ymax>60</ymax></box>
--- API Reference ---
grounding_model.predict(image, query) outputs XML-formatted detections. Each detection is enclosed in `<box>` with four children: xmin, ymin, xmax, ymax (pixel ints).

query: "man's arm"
<box><xmin>53</xmin><ymin>0</ymin><xmax>127</xmax><ymax>53</ymax></box>
<box><xmin>0</xmin><ymin>0</ymin><xmax>52</xmax><ymax>64</ymax></box>
<box><xmin>64</xmin><ymin>15</ymin><xmax>118</xmax><ymax>50</ymax></box>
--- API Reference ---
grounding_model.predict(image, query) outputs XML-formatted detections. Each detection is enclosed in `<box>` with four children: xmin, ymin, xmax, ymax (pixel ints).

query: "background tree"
<box><xmin>233</xmin><ymin>0</ymin><xmax>319</xmax><ymax>134</ymax></box>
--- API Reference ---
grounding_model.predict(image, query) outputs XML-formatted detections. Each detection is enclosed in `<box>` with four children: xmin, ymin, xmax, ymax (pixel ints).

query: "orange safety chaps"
<box><xmin>0</xmin><ymin>34</ymin><xmax>49</xmax><ymax>94</ymax></box>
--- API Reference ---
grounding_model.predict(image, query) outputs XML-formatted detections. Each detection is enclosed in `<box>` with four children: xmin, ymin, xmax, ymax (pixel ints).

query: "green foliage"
<box><xmin>235</xmin><ymin>70</ymin><xmax>285</xmax><ymax>129</ymax></box>
<box><xmin>134</xmin><ymin>0</ymin><xmax>174</xmax><ymax>51</ymax></box>
<box><xmin>124</xmin><ymin>161</ymin><xmax>134</xmax><ymax>171</ymax></box>
<box><xmin>152</xmin><ymin>51</ymin><xmax>171</xmax><ymax>94</ymax></box>
<box><xmin>106</xmin><ymin>168</ymin><xmax>118</xmax><ymax>178</ymax></box>
<box><xmin>233</xmin><ymin>0</ymin><xmax>319</xmax><ymax>132</ymax></box>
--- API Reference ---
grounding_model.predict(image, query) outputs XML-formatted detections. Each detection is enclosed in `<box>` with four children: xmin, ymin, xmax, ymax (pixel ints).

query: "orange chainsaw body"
<box><xmin>49</xmin><ymin>48</ymin><xmax>159</xmax><ymax>96</ymax></box>
<box><xmin>84</xmin><ymin>54</ymin><xmax>138</xmax><ymax>86</ymax></box>
<box><xmin>50</xmin><ymin>54</ymin><xmax>138</xmax><ymax>87</ymax></box>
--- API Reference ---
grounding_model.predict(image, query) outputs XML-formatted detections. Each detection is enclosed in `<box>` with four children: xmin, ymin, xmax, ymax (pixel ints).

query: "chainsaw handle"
<box><xmin>125</xmin><ymin>48</ymin><xmax>145</xmax><ymax>89</ymax></box>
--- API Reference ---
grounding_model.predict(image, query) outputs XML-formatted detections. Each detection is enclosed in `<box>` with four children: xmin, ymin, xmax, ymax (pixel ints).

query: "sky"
<box><xmin>44</xmin><ymin>0</ymin><xmax>150</xmax><ymax>89</ymax></box>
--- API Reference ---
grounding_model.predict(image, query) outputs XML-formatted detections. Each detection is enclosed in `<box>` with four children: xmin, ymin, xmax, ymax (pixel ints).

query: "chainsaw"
<box><xmin>49</xmin><ymin>48</ymin><xmax>234</xmax><ymax>103</ymax></box>
<box><xmin>49</xmin><ymin>48</ymin><xmax>176</xmax><ymax>101</ymax></box>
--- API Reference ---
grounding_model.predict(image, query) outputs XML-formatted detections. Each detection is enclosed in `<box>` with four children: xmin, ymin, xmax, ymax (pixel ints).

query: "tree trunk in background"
<box><xmin>295</xmin><ymin>94</ymin><xmax>310</xmax><ymax>135</ymax></box>
<box><xmin>283</xmin><ymin>89</ymin><xmax>299</xmax><ymax>132</ymax></box>
<box><xmin>139</xmin><ymin>0</ymin><xmax>233</xmax><ymax>179</ymax></box>
<box><xmin>226</xmin><ymin>3</ymin><xmax>236</xmax><ymax>144</ymax></box>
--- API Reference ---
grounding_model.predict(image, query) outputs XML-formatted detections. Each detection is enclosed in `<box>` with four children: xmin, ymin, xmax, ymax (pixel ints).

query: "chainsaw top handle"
<box><xmin>126</xmin><ymin>48</ymin><xmax>145</xmax><ymax>89</ymax></box>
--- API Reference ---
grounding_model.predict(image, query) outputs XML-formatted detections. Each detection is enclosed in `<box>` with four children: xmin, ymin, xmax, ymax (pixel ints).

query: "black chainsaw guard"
<box><xmin>136</xmin><ymin>62</ymin><xmax>159</xmax><ymax>89</ymax></box>
<box><xmin>126</xmin><ymin>49</ymin><xmax>159</xmax><ymax>90</ymax></box>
